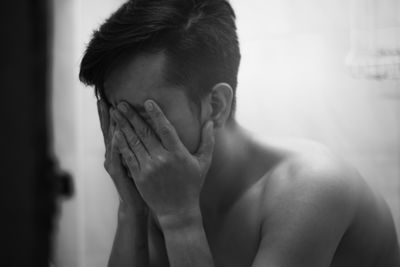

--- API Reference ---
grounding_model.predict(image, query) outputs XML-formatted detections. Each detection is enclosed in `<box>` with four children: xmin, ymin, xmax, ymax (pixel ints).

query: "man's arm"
<box><xmin>251</xmin><ymin>156</ymin><xmax>359</xmax><ymax>267</ymax></box>
<box><xmin>108</xmin><ymin>203</ymin><xmax>148</xmax><ymax>267</ymax></box>
<box><xmin>158</xmin><ymin>208</ymin><xmax>214</xmax><ymax>267</ymax></box>
<box><xmin>113</xmin><ymin>100</ymin><xmax>215</xmax><ymax>267</ymax></box>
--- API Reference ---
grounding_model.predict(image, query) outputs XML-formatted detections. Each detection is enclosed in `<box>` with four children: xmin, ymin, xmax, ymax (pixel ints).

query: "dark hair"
<box><xmin>79</xmin><ymin>0</ymin><xmax>241</xmax><ymax>118</ymax></box>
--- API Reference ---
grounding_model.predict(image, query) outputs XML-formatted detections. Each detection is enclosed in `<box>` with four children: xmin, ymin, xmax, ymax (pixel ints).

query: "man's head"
<box><xmin>79</xmin><ymin>0</ymin><xmax>240</xmax><ymax>152</ymax></box>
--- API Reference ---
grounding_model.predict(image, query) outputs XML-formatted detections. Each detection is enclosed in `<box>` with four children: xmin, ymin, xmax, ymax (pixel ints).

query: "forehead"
<box><xmin>103</xmin><ymin>52</ymin><xmax>183</xmax><ymax>109</ymax></box>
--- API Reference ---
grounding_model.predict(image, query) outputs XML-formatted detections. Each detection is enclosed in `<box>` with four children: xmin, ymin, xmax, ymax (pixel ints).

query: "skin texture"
<box><xmin>103</xmin><ymin>52</ymin><xmax>204</xmax><ymax>154</ymax></box>
<box><xmin>100</xmin><ymin>52</ymin><xmax>400</xmax><ymax>267</ymax></box>
<box><xmin>98</xmin><ymin>99</ymin><xmax>148</xmax><ymax>267</ymax></box>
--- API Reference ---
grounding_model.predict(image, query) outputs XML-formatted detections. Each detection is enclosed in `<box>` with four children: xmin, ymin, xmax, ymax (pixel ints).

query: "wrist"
<box><xmin>157</xmin><ymin>206</ymin><xmax>203</xmax><ymax>231</ymax></box>
<box><xmin>118</xmin><ymin>201</ymin><xmax>148</xmax><ymax>222</ymax></box>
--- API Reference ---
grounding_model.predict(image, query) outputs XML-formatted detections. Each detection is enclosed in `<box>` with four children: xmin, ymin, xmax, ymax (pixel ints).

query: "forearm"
<box><xmin>108</xmin><ymin>204</ymin><xmax>149</xmax><ymax>267</ymax></box>
<box><xmin>159</xmin><ymin>208</ymin><xmax>214</xmax><ymax>267</ymax></box>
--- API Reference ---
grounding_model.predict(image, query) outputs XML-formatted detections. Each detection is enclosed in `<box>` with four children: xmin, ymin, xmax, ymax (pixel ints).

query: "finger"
<box><xmin>117</xmin><ymin>102</ymin><xmax>162</xmax><ymax>154</ymax></box>
<box><xmin>107</xmin><ymin>108</ymin><xmax>116</xmax><ymax>149</ymax></box>
<box><xmin>112</xmin><ymin>110</ymin><xmax>149</xmax><ymax>167</ymax></box>
<box><xmin>144</xmin><ymin>100</ymin><xmax>181</xmax><ymax>151</ymax></box>
<box><xmin>121</xmin><ymin>157</ymin><xmax>133</xmax><ymax>178</ymax></box>
<box><xmin>110</xmin><ymin>132</ymin><xmax>144</xmax><ymax>206</ymax></box>
<box><xmin>195</xmin><ymin>120</ymin><xmax>215</xmax><ymax>167</ymax></box>
<box><xmin>114</xmin><ymin>129</ymin><xmax>140</xmax><ymax>178</ymax></box>
<box><xmin>97</xmin><ymin>99</ymin><xmax>110</xmax><ymax>146</ymax></box>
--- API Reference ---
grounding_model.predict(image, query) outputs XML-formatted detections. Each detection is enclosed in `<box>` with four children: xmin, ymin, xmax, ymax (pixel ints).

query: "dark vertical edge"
<box><xmin>30</xmin><ymin>0</ymin><xmax>57</xmax><ymax>266</ymax></box>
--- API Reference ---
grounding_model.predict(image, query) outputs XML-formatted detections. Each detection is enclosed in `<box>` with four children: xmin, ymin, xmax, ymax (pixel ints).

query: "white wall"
<box><xmin>52</xmin><ymin>1</ymin><xmax>125</xmax><ymax>266</ymax></box>
<box><xmin>231</xmin><ymin>0</ymin><xmax>400</xmax><ymax>239</ymax></box>
<box><xmin>51</xmin><ymin>0</ymin><xmax>400</xmax><ymax>266</ymax></box>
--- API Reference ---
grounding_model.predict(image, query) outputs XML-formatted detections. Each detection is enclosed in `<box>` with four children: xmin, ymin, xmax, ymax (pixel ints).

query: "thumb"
<box><xmin>195</xmin><ymin>120</ymin><xmax>215</xmax><ymax>165</ymax></box>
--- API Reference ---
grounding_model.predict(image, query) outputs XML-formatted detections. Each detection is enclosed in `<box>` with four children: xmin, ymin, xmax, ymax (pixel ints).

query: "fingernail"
<box><xmin>118</xmin><ymin>102</ymin><xmax>128</xmax><ymax>113</ymax></box>
<box><xmin>145</xmin><ymin>100</ymin><xmax>153</xmax><ymax>111</ymax></box>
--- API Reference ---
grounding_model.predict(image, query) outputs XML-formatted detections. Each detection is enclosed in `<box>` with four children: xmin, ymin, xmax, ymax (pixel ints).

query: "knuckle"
<box><xmin>125</xmin><ymin>152</ymin><xmax>136</xmax><ymax>165</ymax></box>
<box><xmin>141</xmin><ymin>163</ymin><xmax>153</xmax><ymax>175</ymax></box>
<box><xmin>132</xmin><ymin>139</ymin><xmax>142</xmax><ymax>150</ymax></box>
<box><xmin>155</xmin><ymin>154</ymin><xmax>166</xmax><ymax>164</ymax></box>
<box><xmin>128</xmin><ymin>135</ymin><xmax>139</xmax><ymax>147</ymax></box>
<box><xmin>152</xmin><ymin>109</ymin><xmax>163</xmax><ymax>121</ymax></box>
<box><xmin>154</xmin><ymin>155</ymin><xmax>168</xmax><ymax>169</ymax></box>
<box><xmin>158</xmin><ymin>153</ymin><xmax>175</xmax><ymax>167</ymax></box>
<box><xmin>136</xmin><ymin>126</ymin><xmax>152</xmax><ymax>139</ymax></box>
<box><xmin>159</xmin><ymin>125</ymin><xmax>171</xmax><ymax>137</ymax></box>
<box><xmin>152</xmin><ymin>107</ymin><xmax>161</xmax><ymax>117</ymax></box>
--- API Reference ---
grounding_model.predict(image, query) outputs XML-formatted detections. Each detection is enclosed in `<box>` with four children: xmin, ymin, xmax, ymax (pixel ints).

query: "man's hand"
<box><xmin>98</xmin><ymin>99</ymin><xmax>149</xmax><ymax>267</ymax></box>
<box><xmin>112</xmin><ymin>100</ymin><xmax>215</xmax><ymax>223</ymax></box>
<box><xmin>98</xmin><ymin>99</ymin><xmax>147</xmax><ymax>214</ymax></box>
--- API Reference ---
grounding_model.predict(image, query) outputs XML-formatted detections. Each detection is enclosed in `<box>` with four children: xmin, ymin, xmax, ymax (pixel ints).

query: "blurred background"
<box><xmin>1</xmin><ymin>0</ymin><xmax>398</xmax><ymax>266</ymax></box>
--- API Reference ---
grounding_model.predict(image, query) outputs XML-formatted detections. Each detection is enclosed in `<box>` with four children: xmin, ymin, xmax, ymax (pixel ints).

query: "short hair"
<box><xmin>79</xmin><ymin>0</ymin><xmax>241</xmax><ymax>119</ymax></box>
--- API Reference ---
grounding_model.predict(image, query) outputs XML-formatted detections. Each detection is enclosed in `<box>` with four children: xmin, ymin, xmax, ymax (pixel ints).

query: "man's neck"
<box><xmin>200</xmin><ymin>121</ymin><xmax>252</xmax><ymax>215</ymax></box>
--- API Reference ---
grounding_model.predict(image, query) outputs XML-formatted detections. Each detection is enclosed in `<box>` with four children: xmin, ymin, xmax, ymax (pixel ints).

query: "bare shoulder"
<box><xmin>248</xmin><ymin>140</ymin><xmax>368</xmax><ymax>266</ymax></box>
<box><xmin>259</xmin><ymin>139</ymin><xmax>363</xmax><ymax>217</ymax></box>
<box><xmin>248</xmin><ymin>139</ymin><xmax>400</xmax><ymax>266</ymax></box>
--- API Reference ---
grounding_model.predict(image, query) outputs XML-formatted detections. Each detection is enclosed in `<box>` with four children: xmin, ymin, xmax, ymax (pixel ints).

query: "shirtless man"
<box><xmin>79</xmin><ymin>0</ymin><xmax>400</xmax><ymax>266</ymax></box>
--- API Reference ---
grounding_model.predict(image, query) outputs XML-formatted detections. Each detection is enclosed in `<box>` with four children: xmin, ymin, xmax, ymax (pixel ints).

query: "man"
<box><xmin>79</xmin><ymin>0</ymin><xmax>400</xmax><ymax>266</ymax></box>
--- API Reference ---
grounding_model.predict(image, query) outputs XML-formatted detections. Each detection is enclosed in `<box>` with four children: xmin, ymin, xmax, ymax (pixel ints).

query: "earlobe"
<box><xmin>209</xmin><ymin>83</ymin><xmax>233</xmax><ymax>128</ymax></box>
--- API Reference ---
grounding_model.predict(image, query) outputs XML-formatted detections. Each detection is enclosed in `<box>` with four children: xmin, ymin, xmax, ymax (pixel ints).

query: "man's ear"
<box><xmin>208</xmin><ymin>83</ymin><xmax>233</xmax><ymax>128</ymax></box>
